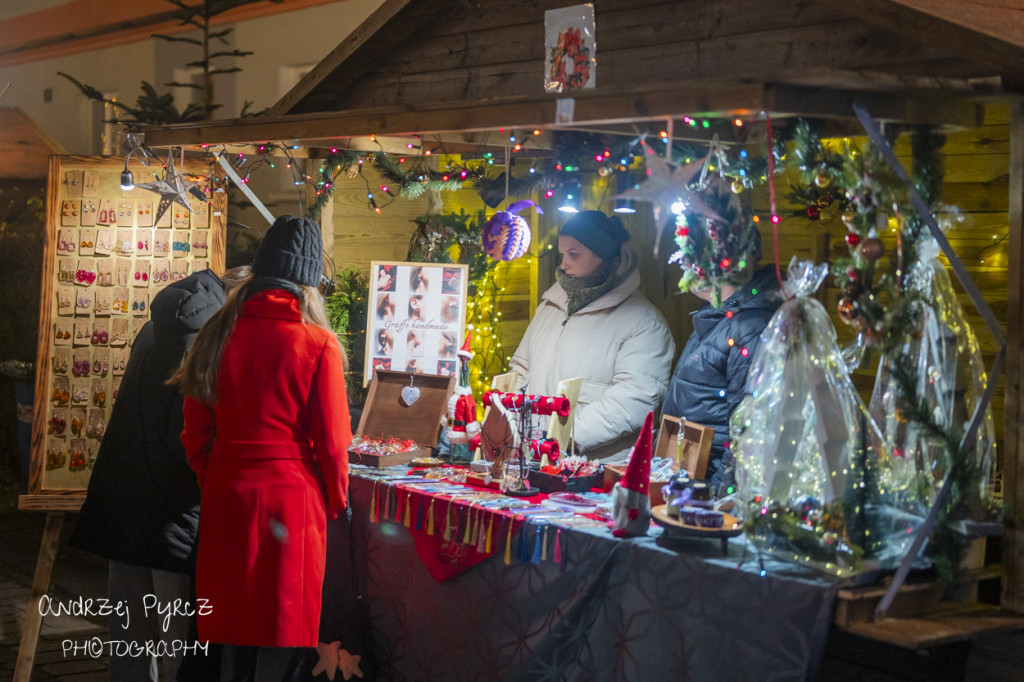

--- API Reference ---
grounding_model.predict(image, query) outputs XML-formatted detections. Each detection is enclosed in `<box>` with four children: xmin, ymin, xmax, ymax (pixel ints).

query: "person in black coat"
<box><xmin>662</xmin><ymin>263</ymin><xmax>783</xmax><ymax>492</ymax></box>
<box><xmin>70</xmin><ymin>267</ymin><xmax>247</xmax><ymax>681</ymax></box>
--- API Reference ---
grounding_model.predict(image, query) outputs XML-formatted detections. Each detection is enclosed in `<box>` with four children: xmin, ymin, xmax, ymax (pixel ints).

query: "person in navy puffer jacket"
<box><xmin>662</xmin><ymin>261</ymin><xmax>783</xmax><ymax>492</ymax></box>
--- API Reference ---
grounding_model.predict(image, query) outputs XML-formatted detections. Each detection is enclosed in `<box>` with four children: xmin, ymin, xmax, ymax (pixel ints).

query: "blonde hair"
<box><xmin>220</xmin><ymin>264</ymin><xmax>252</xmax><ymax>293</ymax></box>
<box><xmin>169</xmin><ymin>278</ymin><xmax>345</xmax><ymax>404</ymax></box>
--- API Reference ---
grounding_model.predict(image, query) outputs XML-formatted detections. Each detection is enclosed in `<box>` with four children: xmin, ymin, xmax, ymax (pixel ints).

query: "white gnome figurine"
<box><xmin>447</xmin><ymin>325</ymin><xmax>480</xmax><ymax>463</ymax></box>
<box><xmin>610</xmin><ymin>410</ymin><xmax>654</xmax><ymax>537</ymax></box>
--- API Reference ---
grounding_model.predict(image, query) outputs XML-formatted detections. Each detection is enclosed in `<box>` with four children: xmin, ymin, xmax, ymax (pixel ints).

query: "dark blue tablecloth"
<box><xmin>318</xmin><ymin>474</ymin><xmax>840</xmax><ymax>682</ymax></box>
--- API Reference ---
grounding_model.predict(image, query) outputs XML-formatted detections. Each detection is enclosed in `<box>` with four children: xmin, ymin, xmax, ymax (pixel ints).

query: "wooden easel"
<box><xmin>14</xmin><ymin>495</ymin><xmax>84</xmax><ymax>682</ymax></box>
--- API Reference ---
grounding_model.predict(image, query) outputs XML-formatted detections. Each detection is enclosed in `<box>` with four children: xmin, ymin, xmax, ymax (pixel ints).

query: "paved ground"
<box><xmin>0</xmin><ymin>471</ymin><xmax>110</xmax><ymax>681</ymax></box>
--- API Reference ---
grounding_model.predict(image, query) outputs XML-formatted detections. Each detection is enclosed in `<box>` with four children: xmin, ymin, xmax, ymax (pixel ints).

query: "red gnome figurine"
<box><xmin>448</xmin><ymin>325</ymin><xmax>480</xmax><ymax>463</ymax></box>
<box><xmin>610</xmin><ymin>411</ymin><xmax>654</xmax><ymax>537</ymax></box>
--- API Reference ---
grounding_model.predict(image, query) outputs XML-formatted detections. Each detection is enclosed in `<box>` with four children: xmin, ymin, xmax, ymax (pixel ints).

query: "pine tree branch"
<box><xmin>151</xmin><ymin>33</ymin><xmax>203</xmax><ymax>46</ymax></box>
<box><xmin>207</xmin><ymin>50</ymin><xmax>253</xmax><ymax>59</ymax></box>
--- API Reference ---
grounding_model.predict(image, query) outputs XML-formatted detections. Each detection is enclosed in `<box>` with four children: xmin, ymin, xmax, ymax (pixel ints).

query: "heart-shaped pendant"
<box><xmin>400</xmin><ymin>385</ymin><xmax>421</xmax><ymax>406</ymax></box>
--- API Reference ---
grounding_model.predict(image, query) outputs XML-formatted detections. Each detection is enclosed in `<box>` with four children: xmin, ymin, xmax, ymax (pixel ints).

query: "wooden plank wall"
<box><xmin>290</xmin><ymin>0</ymin><xmax>996</xmax><ymax>116</ymax></box>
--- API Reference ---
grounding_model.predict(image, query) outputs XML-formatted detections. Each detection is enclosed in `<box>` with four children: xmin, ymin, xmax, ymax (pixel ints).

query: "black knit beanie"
<box><xmin>251</xmin><ymin>215</ymin><xmax>323</xmax><ymax>287</ymax></box>
<box><xmin>559</xmin><ymin>210</ymin><xmax>630</xmax><ymax>261</ymax></box>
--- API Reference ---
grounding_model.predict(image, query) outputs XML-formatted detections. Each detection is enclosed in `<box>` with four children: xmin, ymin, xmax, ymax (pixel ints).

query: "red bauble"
<box><xmin>806</xmin><ymin>206</ymin><xmax>821</xmax><ymax>221</ymax></box>
<box><xmin>837</xmin><ymin>297</ymin><xmax>858</xmax><ymax>322</ymax></box>
<box><xmin>845</xmin><ymin>233</ymin><xmax>861</xmax><ymax>247</ymax></box>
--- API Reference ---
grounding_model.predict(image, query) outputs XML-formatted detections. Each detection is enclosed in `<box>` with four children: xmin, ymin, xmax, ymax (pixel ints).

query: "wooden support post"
<box><xmin>1003</xmin><ymin>100</ymin><xmax>1024</xmax><ymax>613</ymax></box>
<box><xmin>13</xmin><ymin>512</ymin><xmax>64</xmax><ymax>682</ymax></box>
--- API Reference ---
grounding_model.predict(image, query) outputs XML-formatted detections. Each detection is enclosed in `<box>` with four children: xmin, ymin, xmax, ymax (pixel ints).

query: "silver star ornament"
<box><xmin>135</xmin><ymin>152</ymin><xmax>197</xmax><ymax>225</ymax></box>
<box><xmin>616</xmin><ymin>141</ymin><xmax>725</xmax><ymax>254</ymax></box>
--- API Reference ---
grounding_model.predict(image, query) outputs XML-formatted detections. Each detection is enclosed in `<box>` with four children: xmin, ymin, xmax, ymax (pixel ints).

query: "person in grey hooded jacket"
<box><xmin>70</xmin><ymin>267</ymin><xmax>248</xmax><ymax>681</ymax></box>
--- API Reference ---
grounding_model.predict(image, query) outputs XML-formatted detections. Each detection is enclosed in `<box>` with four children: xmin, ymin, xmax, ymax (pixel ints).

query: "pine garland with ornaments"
<box><xmin>784</xmin><ymin>121</ymin><xmax>999</xmax><ymax>582</ymax></box>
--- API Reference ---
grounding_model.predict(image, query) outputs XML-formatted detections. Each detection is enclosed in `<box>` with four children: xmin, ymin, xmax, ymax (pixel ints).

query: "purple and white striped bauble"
<box><xmin>482</xmin><ymin>211</ymin><xmax>531</xmax><ymax>261</ymax></box>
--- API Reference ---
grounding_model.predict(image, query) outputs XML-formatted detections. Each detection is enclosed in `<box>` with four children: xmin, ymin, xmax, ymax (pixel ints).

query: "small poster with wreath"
<box><xmin>544</xmin><ymin>4</ymin><xmax>596</xmax><ymax>94</ymax></box>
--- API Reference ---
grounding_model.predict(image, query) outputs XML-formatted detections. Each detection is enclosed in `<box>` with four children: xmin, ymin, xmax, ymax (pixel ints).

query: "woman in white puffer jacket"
<box><xmin>509</xmin><ymin>210</ymin><xmax>675</xmax><ymax>460</ymax></box>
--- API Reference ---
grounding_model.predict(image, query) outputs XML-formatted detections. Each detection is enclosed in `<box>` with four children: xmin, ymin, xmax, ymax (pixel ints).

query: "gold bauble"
<box><xmin>730</xmin><ymin>180</ymin><xmax>744</xmax><ymax>194</ymax></box>
<box><xmin>814</xmin><ymin>172</ymin><xmax>831</xmax><ymax>188</ymax></box>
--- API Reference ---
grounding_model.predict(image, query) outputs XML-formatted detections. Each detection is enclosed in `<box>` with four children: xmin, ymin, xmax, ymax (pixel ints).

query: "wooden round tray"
<box><xmin>651</xmin><ymin>505</ymin><xmax>743</xmax><ymax>538</ymax></box>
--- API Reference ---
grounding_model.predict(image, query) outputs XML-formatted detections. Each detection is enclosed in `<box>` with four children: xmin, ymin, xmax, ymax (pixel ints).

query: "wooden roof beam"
<box><xmin>142</xmin><ymin>82</ymin><xmax>985</xmax><ymax>149</ymax></box>
<box><xmin>145</xmin><ymin>82</ymin><xmax>768</xmax><ymax>147</ymax></box>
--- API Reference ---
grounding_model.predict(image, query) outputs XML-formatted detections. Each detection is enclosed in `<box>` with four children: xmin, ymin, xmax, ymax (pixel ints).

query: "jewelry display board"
<box><xmin>23</xmin><ymin>154</ymin><xmax>226</xmax><ymax>503</ymax></box>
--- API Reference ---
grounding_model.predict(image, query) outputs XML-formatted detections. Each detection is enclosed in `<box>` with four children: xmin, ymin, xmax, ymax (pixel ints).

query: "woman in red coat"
<box><xmin>172</xmin><ymin>215</ymin><xmax>350</xmax><ymax>677</ymax></box>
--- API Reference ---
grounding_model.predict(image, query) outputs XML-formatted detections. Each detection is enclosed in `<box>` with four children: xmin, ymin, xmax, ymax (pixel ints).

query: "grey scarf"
<box><xmin>557</xmin><ymin>255</ymin><xmax>633</xmax><ymax>317</ymax></box>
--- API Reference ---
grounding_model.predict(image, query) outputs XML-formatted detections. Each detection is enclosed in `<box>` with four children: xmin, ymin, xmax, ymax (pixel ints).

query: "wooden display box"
<box><xmin>603</xmin><ymin>415</ymin><xmax>715</xmax><ymax>505</ymax></box>
<box><xmin>604</xmin><ymin>464</ymin><xmax>670</xmax><ymax>506</ymax></box>
<box><xmin>655</xmin><ymin>415</ymin><xmax>713</xmax><ymax>480</ymax></box>
<box><xmin>349</xmin><ymin>370</ymin><xmax>454</xmax><ymax>468</ymax></box>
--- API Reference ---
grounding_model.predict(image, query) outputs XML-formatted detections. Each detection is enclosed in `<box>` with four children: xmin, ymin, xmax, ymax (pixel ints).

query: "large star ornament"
<box><xmin>616</xmin><ymin>141</ymin><xmax>725</xmax><ymax>254</ymax></box>
<box><xmin>135</xmin><ymin>154</ymin><xmax>197</xmax><ymax>225</ymax></box>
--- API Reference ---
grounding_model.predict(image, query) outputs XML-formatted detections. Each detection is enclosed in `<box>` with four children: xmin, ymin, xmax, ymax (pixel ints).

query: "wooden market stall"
<box><xmin>138</xmin><ymin>0</ymin><xmax>1024</xmax><ymax>675</ymax></box>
